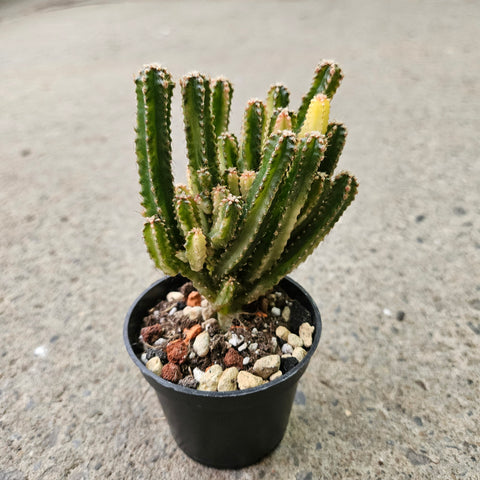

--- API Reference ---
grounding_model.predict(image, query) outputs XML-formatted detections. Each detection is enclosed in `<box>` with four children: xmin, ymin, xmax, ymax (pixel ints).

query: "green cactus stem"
<box><xmin>181</xmin><ymin>73</ymin><xmax>220</xmax><ymax>193</ymax></box>
<box><xmin>211</xmin><ymin>77</ymin><xmax>233</xmax><ymax>138</ymax></box>
<box><xmin>296</xmin><ymin>60</ymin><xmax>343</xmax><ymax>133</ymax></box>
<box><xmin>320</xmin><ymin>122</ymin><xmax>348</xmax><ymax>175</ymax></box>
<box><xmin>239</xmin><ymin>170</ymin><xmax>256</xmax><ymax>199</ymax></box>
<box><xmin>135</xmin><ymin>65</ymin><xmax>182</xmax><ymax>248</ymax></box>
<box><xmin>264</xmin><ymin>83</ymin><xmax>290</xmax><ymax>139</ymax></box>
<box><xmin>218</xmin><ymin>132</ymin><xmax>239</xmax><ymax>174</ymax></box>
<box><xmin>225</xmin><ymin>167</ymin><xmax>240</xmax><ymax>196</ymax></box>
<box><xmin>239</xmin><ymin>99</ymin><xmax>266</xmax><ymax>172</ymax></box>
<box><xmin>209</xmin><ymin>194</ymin><xmax>242</xmax><ymax>249</ymax></box>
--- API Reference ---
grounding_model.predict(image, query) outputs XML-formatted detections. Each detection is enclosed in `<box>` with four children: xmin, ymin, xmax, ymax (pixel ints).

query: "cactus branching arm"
<box><xmin>296</xmin><ymin>60</ymin><xmax>343</xmax><ymax>133</ymax></box>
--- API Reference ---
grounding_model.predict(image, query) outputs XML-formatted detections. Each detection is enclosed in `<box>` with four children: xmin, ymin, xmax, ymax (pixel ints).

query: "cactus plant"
<box><xmin>135</xmin><ymin>60</ymin><xmax>358</xmax><ymax>328</ymax></box>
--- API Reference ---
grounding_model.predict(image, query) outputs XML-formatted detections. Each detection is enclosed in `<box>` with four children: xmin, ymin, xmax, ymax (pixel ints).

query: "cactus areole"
<box><xmin>135</xmin><ymin>61</ymin><xmax>358</xmax><ymax>329</ymax></box>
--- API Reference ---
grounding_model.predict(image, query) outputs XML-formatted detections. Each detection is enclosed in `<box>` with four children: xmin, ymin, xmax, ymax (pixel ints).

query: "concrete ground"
<box><xmin>1</xmin><ymin>0</ymin><xmax>479</xmax><ymax>478</ymax></box>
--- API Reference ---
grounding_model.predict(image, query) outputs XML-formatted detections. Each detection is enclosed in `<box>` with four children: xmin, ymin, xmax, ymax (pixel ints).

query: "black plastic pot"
<box><xmin>124</xmin><ymin>275</ymin><xmax>322</xmax><ymax>469</ymax></box>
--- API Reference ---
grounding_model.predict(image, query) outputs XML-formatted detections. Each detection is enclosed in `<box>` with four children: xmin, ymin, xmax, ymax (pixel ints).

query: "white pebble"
<box><xmin>141</xmin><ymin>352</ymin><xmax>147</xmax><ymax>364</ymax></box>
<box><xmin>275</xmin><ymin>291</ymin><xmax>282</xmax><ymax>298</ymax></box>
<box><xmin>292</xmin><ymin>347</ymin><xmax>307</xmax><ymax>362</ymax></box>
<box><xmin>193</xmin><ymin>331</ymin><xmax>210</xmax><ymax>357</ymax></box>
<box><xmin>238</xmin><ymin>343</ymin><xmax>247</xmax><ymax>352</ymax></box>
<box><xmin>281</xmin><ymin>306</ymin><xmax>291</xmax><ymax>321</ymax></box>
<box><xmin>193</xmin><ymin>367</ymin><xmax>205</xmax><ymax>383</ymax></box>
<box><xmin>299</xmin><ymin>322</ymin><xmax>315</xmax><ymax>348</ymax></box>
<box><xmin>271</xmin><ymin>307</ymin><xmax>281</xmax><ymax>317</ymax></box>
<box><xmin>287</xmin><ymin>333</ymin><xmax>303</xmax><ymax>348</ymax></box>
<box><xmin>271</xmin><ymin>337</ymin><xmax>278</xmax><ymax>348</ymax></box>
<box><xmin>153</xmin><ymin>310</ymin><xmax>160</xmax><ymax>318</ymax></box>
<box><xmin>168</xmin><ymin>306</ymin><xmax>177</xmax><ymax>316</ymax></box>
<box><xmin>282</xmin><ymin>343</ymin><xmax>293</xmax><ymax>355</ymax></box>
<box><xmin>383</xmin><ymin>308</ymin><xmax>392</xmax><ymax>316</ymax></box>
<box><xmin>252</xmin><ymin>355</ymin><xmax>281</xmax><ymax>379</ymax></box>
<box><xmin>202</xmin><ymin>304</ymin><xmax>216</xmax><ymax>321</ymax></box>
<box><xmin>167</xmin><ymin>291</ymin><xmax>184</xmax><ymax>302</ymax></box>
<box><xmin>217</xmin><ymin>367</ymin><xmax>239</xmax><ymax>392</ymax></box>
<box><xmin>198</xmin><ymin>364</ymin><xmax>223</xmax><ymax>391</ymax></box>
<box><xmin>248</xmin><ymin>342</ymin><xmax>258</xmax><ymax>352</ymax></box>
<box><xmin>275</xmin><ymin>325</ymin><xmax>290</xmax><ymax>341</ymax></box>
<box><xmin>146</xmin><ymin>356</ymin><xmax>163</xmax><ymax>376</ymax></box>
<box><xmin>189</xmin><ymin>306</ymin><xmax>203</xmax><ymax>321</ymax></box>
<box><xmin>228</xmin><ymin>333</ymin><xmax>241</xmax><ymax>347</ymax></box>
<box><xmin>243</xmin><ymin>357</ymin><xmax>250</xmax><ymax>365</ymax></box>
<box><xmin>269</xmin><ymin>370</ymin><xmax>282</xmax><ymax>381</ymax></box>
<box><xmin>237</xmin><ymin>371</ymin><xmax>266</xmax><ymax>390</ymax></box>
<box><xmin>251</xmin><ymin>327</ymin><xmax>258</xmax><ymax>336</ymax></box>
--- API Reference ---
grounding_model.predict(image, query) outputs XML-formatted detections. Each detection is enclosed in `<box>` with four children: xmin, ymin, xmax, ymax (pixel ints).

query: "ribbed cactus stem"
<box><xmin>135</xmin><ymin>65</ymin><xmax>181</xmax><ymax>248</ymax></box>
<box><xmin>299</xmin><ymin>94</ymin><xmax>330</xmax><ymax>137</ymax></box>
<box><xmin>185</xmin><ymin>227</ymin><xmax>207</xmax><ymax>272</ymax></box>
<box><xmin>209</xmin><ymin>194</ymin><xmax>241</xmax><ymax>249</ymax></box>
<box><xmin>264</xmin><ymin>83</ymin><xmax>290</xmax><ymax>141</ymax></box>
<box><xmin>239</xmin><ymin>170</ymin><xmax>256</xmax><ymax>199</ymax></box>
<box><xmin>296</xmin><ymin>172</ymin><xmax>328</xmax><ymax>226</ymax></box>
<box><xmin>215</xmin><ymin>278</ymin><xmax>237</xmax><ymax>316</ymax></box>
<box><xmin>211</xmin><ymin>77</ymin><xmax>233</xmax><ymax>138</ymax></box>
<box><xmin>143</xmin><ymin>216</ymin><xmax>181</xmax><ymax>276</ymax></box>
<box><xmin>212</xmin><ymin>185</ymin><xmax>228</xmax><ymax>213</ymax></box>
<box><xmin>218</xmin><ymin>132</ymin><xmax>239</xmax><ymax>174</ymax></box>
<box><xmin>320</xmin><ymin>122</ymin><xmax>347</xmax><ymax>176</ymax></box>
<box><xmin>239</xmin><ymin>99</ymin><xmax>266</xmax><ymax>172</ymax></box>
<box><xmin>225</xmin><ymin>168</ymin><xmax>240</xmax><ymax>196</ymax></box>
<box><xmin>181</xmin><ymin>72</ymin><xmax>220</xmax><ymax>192</ymax></box>
<box><xmin>197</xmin><ymin>167</ymin><xmax>213</xmax><ymax>193</ymax></box>
<box><xmin>174</xmin><ymin>191</ymin><xmax>201</xmax><ymax>237</ymax></box>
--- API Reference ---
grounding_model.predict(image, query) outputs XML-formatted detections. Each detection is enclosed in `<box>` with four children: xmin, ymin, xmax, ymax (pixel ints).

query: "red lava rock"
<box><xmin>160</xmin><ymin>363</ymin><xmax>183</xmax><ymax>383</ymax></box>
<box><xmin>140</xmin><ymin>324</ymin><xmax>164</xmax><ymax>345</ymax></box>
<box><xmin>224</xmin><ymin>348</ymin><xmax>244</xmax><ymax>370</ymax></box>
<box><xmin>184</xmin><ymin>324</ymin><xmax>203</xmax><ymax>343</ymax></box>
<box><xmin>166</xmin><ymin>339</ymin><xmax>189</xmax><ymax>364</ymax></box>
<box><xmin>187</xmin><ymin>291</ymin><xmax>202</xmax><ymax>307</ymax></box>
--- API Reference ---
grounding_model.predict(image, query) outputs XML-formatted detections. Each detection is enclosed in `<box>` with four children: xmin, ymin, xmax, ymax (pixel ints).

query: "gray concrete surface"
<box><xmin>1</xmin><ymin>0</ymin><xmax>479</xmax><ymax>478</ymax></box>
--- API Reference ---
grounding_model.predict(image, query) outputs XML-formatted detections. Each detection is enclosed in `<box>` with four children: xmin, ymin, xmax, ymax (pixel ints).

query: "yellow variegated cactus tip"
<box><xmin>299</xmin><ymin>94</ymin><xmax>330</xmax><ymax>137</ymax></box>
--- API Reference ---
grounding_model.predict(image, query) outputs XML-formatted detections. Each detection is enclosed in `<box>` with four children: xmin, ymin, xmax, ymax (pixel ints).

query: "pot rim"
<box><xmin>123</xmin><ymin>275</ymin><xmax>322</xmax><ymax>399</ymax></box>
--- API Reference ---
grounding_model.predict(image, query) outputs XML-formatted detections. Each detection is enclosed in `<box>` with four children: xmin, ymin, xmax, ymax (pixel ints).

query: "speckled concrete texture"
<box><xmin>1</xmin><ymin>1</ymin><xmax>479</xmax><ymax>478</ymax></box>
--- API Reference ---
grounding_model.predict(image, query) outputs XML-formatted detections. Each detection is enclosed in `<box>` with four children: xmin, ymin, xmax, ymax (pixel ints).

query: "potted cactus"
<box><xmin>124</xmin><ymin>60</ymin><xmax>358</xmax><ymax>468</ymax></box>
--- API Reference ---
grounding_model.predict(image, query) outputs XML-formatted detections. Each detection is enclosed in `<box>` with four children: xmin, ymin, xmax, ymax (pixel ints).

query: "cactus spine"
<box><xmin>135</xmin><ymin>61</ymin><xmax>358</xmax><ymax>327</ymax></box>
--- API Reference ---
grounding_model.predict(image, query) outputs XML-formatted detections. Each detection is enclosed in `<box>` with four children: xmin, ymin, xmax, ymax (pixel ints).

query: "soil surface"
<box><xmin>137</xmin><ymin>282</ymin><xmax>314</xmax><ymax>390</ymax></box>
